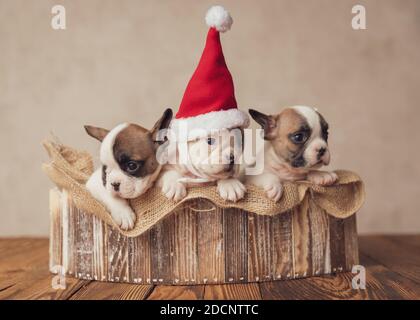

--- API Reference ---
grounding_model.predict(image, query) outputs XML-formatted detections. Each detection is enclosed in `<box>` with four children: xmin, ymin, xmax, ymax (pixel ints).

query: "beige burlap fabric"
<box><xmin>42</xmin><ymin>140</ymin><xmax>365</xmax><ymax>237</ymax></box>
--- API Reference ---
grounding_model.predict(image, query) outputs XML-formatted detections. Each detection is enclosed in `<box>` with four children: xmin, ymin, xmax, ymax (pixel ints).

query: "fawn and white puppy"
<box><xmin>157</xmin><ymin>128</ymin><xmax>246</xmax><ymax>202</ymax></box>
<box><xmin>84</xmin><ymin>109</ymin><xmax>173</xmax><ymax>230</ymax></box>
<box><xmin>247</xmin><ymin>106</ymin><xmax>337</xmax><ymax>201</ymax></box>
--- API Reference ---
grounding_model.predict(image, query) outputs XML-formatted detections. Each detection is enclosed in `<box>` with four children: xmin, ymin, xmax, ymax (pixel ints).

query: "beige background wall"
<box><xmin>1</xmin><ymin>0</ymin><xmax>419</xmax><ymax>236</ymax></box>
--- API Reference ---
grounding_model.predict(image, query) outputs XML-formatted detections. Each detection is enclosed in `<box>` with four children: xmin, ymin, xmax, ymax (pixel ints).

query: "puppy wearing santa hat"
<box><xmin>157</xmin><ymin>6</ymin><xmax>249</xmax><ymax>202</ymax></box>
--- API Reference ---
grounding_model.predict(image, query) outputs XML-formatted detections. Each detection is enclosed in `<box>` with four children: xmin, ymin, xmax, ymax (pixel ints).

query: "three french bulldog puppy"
<box><xmin>85</xmin><ymin>106</ymin><xmax>337</xmax><ymax>230</ymax></box>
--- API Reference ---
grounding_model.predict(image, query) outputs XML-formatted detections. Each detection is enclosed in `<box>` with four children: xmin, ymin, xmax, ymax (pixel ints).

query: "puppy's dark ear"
<box><xmin>151</xmin><ymin>108</ymin><xmax>173</xmax><ymax>143</ymax></box>
<box><xmin>249</xmin><ymin>109</ymin><xmax>277</xmax><ymax>140</ymax></box>
<box><xmin>84</xmin><ymin>125</ymin><xmax>109</xmax><ymax>142</ymax></box>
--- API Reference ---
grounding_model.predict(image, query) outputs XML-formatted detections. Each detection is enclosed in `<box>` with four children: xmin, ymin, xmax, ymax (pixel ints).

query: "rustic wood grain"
<box><xmin>359</xmin><ymin>236</ymin><xmax>420</xmax><ymax>284</ymax></box>
<box><xmin>260</xmin><ymin>273</ymin><xmax>366</xmax><ymax>300</ymax></box>
<box><xmin>292</xmin><ymin>198</ymin><xmax>312</xmax><ymax>278</ymax></box>
<box><xmin>173</xmin><ymin>204</ymin><xmax>198</xmax><ymax>284</ymax></box>
<box><xmin>48</xmin><ymin>189</ymin><xmax>360</xmax><ymax>285</ymax></box>
<box><xmin>70</xmin><ymin>281</ymin><xmax>153</xmax><ymax>300</ymax></box>
<box><xmin>92</xmin><ymin>215</ymin><xmax>107</xmax><ymax>281</ymax></box>
<box><xmin>204</xmin><ymin>283</ymin><xmax>262</xmax><ymax>300</ymax></box>
<box><xmin>49</xmin><ymin>189</ymin><xmax>62</xmax><ymax>272</ymax></box>
<box><xmin>248</xmin><ymin>213</ymin><xmax>273</xmax><ymax>282</ymax></box>
<box><xmin>328</xmin><ymin>215</ymin><xmax>346</xmax><ymax>274</ymax></box>
<box><xmin>343</xmin><ymin>215</ymin><xmax>359</xmax><ymax>270</ymax></box>
<box><xmin>196</xmin><ymin>200</ymin><xmax>225</xmax><ymax>284</ymax></box>
<box><xmin>270</xmin><ymin>211</ymin><xmax>293</xmax><ymax>280</ymax></box>
<box><xmin>0</xmin><ymin>271</ymin><xmax>89</xmax><ymax>300</ymax></box>
<box><xmin>1</xmin><ymin>237</ymin><xmax>420</xmax><ymax>300</ymax></box>
<box><xmin>223</xmin><ymin>208</ymin><xmax>248</xmax><ymax>283</ymax></box>
<box><xmin>74</xmin><ymin>207</ymin><xmax>94</xmax><ymax>280</ymax></box>
<box><xmin>359</xmin><ymin>253</ymin><xmax>420</xmax><ymax>300</ymax></box>
<box><xmin>308</xmin><ymin>200</ymin><xmax>330</xmax><ymax>276</ymax></box>
<box><xmin>128</xmin><ymin>229</ymin><xmax>151</xmax><ymax>284</ymax></box>
<box><xmin>147</xmin><ymin>285</ymin><xmax>204</xmax><ymax>300</ymax></box>
<box><xmin>107</xmin><ymin>225</ymin><xmax>128</xmax><ymax>283</ymax></box>
<box><xmin>150</xmin><ymin>213</ymin><xmax>175</xmax><ymax>284</ymax></box>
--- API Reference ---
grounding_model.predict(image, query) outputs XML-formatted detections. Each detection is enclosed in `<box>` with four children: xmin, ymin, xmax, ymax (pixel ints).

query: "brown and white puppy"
<box><xmin>247</xmin><ymin>106</ymin><xmax>337</xmax><ymax>201</ymax></box>
<box><xmin>84</xmin><ymin>109</ymin><xmax>172</xmax><ymax>230</ymax></box>
<box><xmin>157</xmin><ymin>128</ymin><xmax>246</xmax><ymax>202</ymax></box>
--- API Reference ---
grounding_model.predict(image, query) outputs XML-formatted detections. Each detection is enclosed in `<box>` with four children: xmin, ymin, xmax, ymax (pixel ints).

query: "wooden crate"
<box><xmin>49</xmin><ymin>188</ymin><xmax>359</xmax><ymax>285</ymax></box>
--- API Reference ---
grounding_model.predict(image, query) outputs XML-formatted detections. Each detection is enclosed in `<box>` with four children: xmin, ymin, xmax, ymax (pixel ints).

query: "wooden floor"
<box><xmin>0</xmin><ymin>235</ymin><xmax>419</xmax><ymax>300</ymax></box>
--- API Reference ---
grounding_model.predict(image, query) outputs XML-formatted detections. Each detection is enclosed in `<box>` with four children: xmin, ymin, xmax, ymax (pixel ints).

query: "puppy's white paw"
<box><xmin>217</xmin><ymin>179</ymin><xmax>246</xmax><ymax>202</ymax></box>
<box><xmin>264</xmin><ymin>181</ymin><xmax>283</xmax><ymax>202</ymax></box>
<box><xmin>162</xmin><ymin>179</ymin><xmax>187</xmax><ymax>202</ymax></box>
<box><xmin>307</xmin><ymin>171</ymin><xmax>338</xmax><ymax>186</ymax></box>
<box><xmin>111</xmin><ymin>206</ymin><xmax>136</xmax><ymax>230</ymax></box>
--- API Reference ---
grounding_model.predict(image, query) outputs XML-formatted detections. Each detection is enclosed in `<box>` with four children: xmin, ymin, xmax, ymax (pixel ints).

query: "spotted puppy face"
<box><xmin>249</xmin><ymin>106</ymin><xmax>330</xmax><ymax>169</ymax></box>
<box><xmin>85</xmin><ymin>109</ymin><xmax>172</xmax><ymax>199</ymax></box>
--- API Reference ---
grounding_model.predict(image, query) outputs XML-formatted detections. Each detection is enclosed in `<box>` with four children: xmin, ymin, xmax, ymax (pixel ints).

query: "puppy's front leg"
<box><xmin>247</xmin><ymin>172</ymin><xmax>283</xmax><ymax>202</ymax></box>
<box><xmin>86</xmin><ymin>169</ymin><xmax>136</xmax><ymax>230</ymax></box>
<box><xmin>158</xmin><ymin>169</ymin><xmax>187</xmax><ymax>202</ymax></box>
<box><xmin>217</xmin><ymin>178</ymin><xmax>246</xmax><ymax>202</ymax></box>
<box><xmin>307</xmin><ymin>170</ymin><xmax>338</xmax><ymax>186</ymax></box>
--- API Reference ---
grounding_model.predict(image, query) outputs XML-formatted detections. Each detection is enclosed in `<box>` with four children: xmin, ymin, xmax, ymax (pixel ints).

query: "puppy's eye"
<box><xmin>290</xmin><ymin>132</ymin><xmax>307</xmax><ymax>144</ymax></box>
<box><xmin>207</xmin><ymin>138</ymin><xmax>216</xmax><ymax>145</ymax></box>
<box><xmin>126</xmin><ymin>161</ymin><xmax>140</xmax><ymax>173</ymax></box>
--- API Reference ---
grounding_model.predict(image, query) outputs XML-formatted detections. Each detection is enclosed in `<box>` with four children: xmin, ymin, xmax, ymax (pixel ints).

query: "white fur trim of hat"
<box><xmin>169</xmin><ymin>108</ymin><xmax>249</xmax><ymax>142</ymax></box>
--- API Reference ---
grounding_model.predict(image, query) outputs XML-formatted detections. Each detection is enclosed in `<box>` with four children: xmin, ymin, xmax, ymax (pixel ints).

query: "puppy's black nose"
<box><xmin>111</xmin><ymin>182</ymin><xmax>120</xmax><ymax>191</ymax></box>
<box><xmin>229</xmin><ymin>154</ymin><xmax>235</xmax><ymax>165</ymax></box>
<box><xmin>318</xmin><ymin>147</ymin><xmax>326</xmax><ymax>159</ymax></box>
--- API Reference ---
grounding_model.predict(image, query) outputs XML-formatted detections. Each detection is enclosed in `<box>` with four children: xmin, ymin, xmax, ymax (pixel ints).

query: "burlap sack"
<box><xmin>42</xmin><ymin>140</ymin><xmax>365</xmax><ymax>237</ymax></box>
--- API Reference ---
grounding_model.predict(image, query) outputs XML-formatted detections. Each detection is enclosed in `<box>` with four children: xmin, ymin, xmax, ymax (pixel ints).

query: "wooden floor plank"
<box><xmin>1</xmin><ymin>236</ymin><xmax>419</xmax><ymax>300</ymax></box>
<box><xmin>70</xmin><ymin>281</ymin><xmax>154</xmax><ymax>300</ymax></box>
<box><xmin>204</xmin><ymin>283</ymin><xmax>262</xmax><ymax>300</ymax></box>
<box><xmin>0</xmin><ymin>268</ymin><xmax>89</xmax><ymax>300</ymax></box>
<box><xmin>359</xmin><ymin>253</ymin><xmax>420</xmax><ymax>300</ymax></box>
<box><xmin>359</xmin><ymin>235</ymin><xmax>420</xmax><ymax>285</ymax></box>
<box><xmin>259</xmin><ymin>273</ymin><xmax>366</xmax><ymax>300</ymax></box>
<box><xmin>386</xmin><ymin>235</ymin><xmax>420</xmax><ymax>250</ymax></box>
<box><xmin>147</xmin><ymin>285</ymin><xmax>205</xmax><ymax>300</ymax></box>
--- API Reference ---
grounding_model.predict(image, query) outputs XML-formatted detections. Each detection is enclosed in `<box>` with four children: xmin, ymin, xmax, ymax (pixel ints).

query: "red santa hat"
<box><xmin>170</xmin><ymin>5</ymin><xmax>249</xmax><ymax>141</ymax></box>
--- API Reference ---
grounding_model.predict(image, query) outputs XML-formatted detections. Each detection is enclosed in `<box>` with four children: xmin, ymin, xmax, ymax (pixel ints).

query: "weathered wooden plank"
<box><xmin>359</xmin><ymin>236</ymin><xmax>420</xmax><ymax>284</ymax></box>
<box><xmin>223</xmin><ymin>208</ymin><xmax>247</xmax><ymax>283</ymax></box>
<box><xmin>308</xmin><ymin>200</ymin><xmax>330</xmax><ymax>276</ymax></box>
<box><xmin>49</xmin><ymin>189</ymin><xmax>62</xmax><ymax>272</ymax></box>
<box><xmin>0</xmin><ymin>238</ymin><xmax>89</xmax><ymax>300</ymax></box>
<box><xmin>271</xmin><ymin>211</ymin><xmax>293</xmax><ymax>280</ymax></box>
<box><xmin>173</xmin><ymin>203</ymin><xmax>198</xmax><ymax>284</ymax></box>
<box><xmin>196</xmin><ymin>200</ymin><xmax>224</xmax><ymax>284</ymax></box>
<box><xmin>65</xmin><ymin>191</ymin><xmax>75</xmax><ymax>276</ymax></box>
<box><xmin>70</xmin><ymin>281</ymin><xmax>153</xmax><ymax>300</ymax></box>
<box><xmin>248</xmin><ymin>213</ymin><xmax>273</xmax><ymax>282</ymax></box>
<box><xmin>204</xmin><ymin>283</ymin><xmax>262</xmax><ymax>300</ymax></box>
<box><xmin>292</xmin><ymin>198</ymin><xmax>312</xmax><ymax>278</ymax></box>
<box><xmin>0</xmin><ymin>272</ymin><xmax>89</xmax><ymax>300</ymax></box>
<box><xmin>150</xmin><ymin>213</ymin><xmax>175</xmax><ymax>284</ymax></box>
<box><xmin>147</xmin><ymin>285</ymin><xmax>204</xmax><ymax>300</ymax></box>
<box><xmin>92</xmin><ymin>215</ymin><xmax>107</xmax><ymax>281</ymax></box>
<box><xmin>107</xmin><ymin>226</ymin><xmax>128</xmax><ymax>283</ymax></box>
<box><xmin>260</xmin><ymin>273</ymin><xmax>364</xmax><ymax>300</ymax></box>
<box><xmin>128</xmin><ymin>230</ymin><xmax>151</xmax><ymax>284</ymax></box>
<box><xmin>329</xmin><ymin>215</ymin><xmax>346</xmax><ymax>274</ymax></box>
<box><xmin>343</xmin><ymin>215</ymin><xmax>359</xmax><ymax>270</ymax></box>
<box><xmin>359</xmin><ymin>253</ymin><xmax>420</xmax><ymax>300</ymax></box>
<box><xmin>74</xmin><ymin>206</ymin><xmax>94</xmax><ymax>280</ymax></box>
<box><xmin>385</xmin><ymin>235</ymin><xmax>420</xmax><ymax>250</ymax></box>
